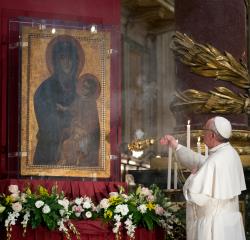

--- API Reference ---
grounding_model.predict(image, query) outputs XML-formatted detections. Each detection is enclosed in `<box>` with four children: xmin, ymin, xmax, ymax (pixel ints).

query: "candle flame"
<box><xmin>188</xmin><ymin>120</ymin><xmax>190</xmax><ymax>125</ymax></box>
<box><xmin>198</xmin><ymin>136</ymin><xmax>200</xmax><ymax>142</ymax></box>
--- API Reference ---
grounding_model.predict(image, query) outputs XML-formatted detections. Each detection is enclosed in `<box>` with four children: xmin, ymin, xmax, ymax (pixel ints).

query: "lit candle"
<box><xmin>174</xmin><ymin>161</ymin><xmax>178</xmax><ymax>189</ymax></box>
<box><xmin>205</xmin><ymin>144</ymin><xmax>208</xmax><ymax>157</ymax></box>
<box><xmin>197</xmin><ymin>137</ymin><xmax>201</xmax><ymax>155</ymax></box>
<box><xmin>167</xmin><ymin>146</ymin><xmax>172</xmax><ymax>190</ymax></box>
<box><xmin>187</xmin><ymin>120</ymin><xmax>191</xmax><ymax>149</ymax></box>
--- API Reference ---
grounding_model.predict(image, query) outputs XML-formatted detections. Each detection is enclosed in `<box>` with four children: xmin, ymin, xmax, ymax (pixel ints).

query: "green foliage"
<box><xmin>0</xmin><ymin>183</ymin><xmax>186</xmax><ymax>240</ymax></box>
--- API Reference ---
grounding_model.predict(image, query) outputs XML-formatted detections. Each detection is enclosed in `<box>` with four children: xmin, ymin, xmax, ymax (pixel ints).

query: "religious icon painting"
<box><xmin>19</xmin><ymin>21</ymin><xmax>111</xmax><ymax>178</ymax></box>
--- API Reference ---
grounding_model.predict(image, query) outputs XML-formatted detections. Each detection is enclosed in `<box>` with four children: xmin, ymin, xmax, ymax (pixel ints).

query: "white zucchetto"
<box><xmin>214</xmin><ymin>116</ymin><xmax>232</xmax><ymax>139</ymax></box>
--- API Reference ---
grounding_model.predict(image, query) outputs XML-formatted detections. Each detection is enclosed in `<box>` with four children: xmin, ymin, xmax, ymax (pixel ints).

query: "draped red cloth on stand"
<box><xmin>0</xmin><ymin>179</ymin><xmax>165</xmax><ymax>240</ymax></box>
<box><xmin>0</xmin><ymin>179</ymin><xmax>126</xmax><ymax>202</ymax></box>
<box><xmin>1</xmin><ymin>220</ymin><xmax>165</xmax><ymax>240</ymax></box>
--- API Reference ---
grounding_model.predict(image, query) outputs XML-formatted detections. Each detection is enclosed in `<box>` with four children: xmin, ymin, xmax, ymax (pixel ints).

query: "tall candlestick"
<box><xmin>167</xmin><ymin>146</ymin><xmax>172</xmax><ymax>189</ymax></box>
<box><xmin>205</xmin><ymin>144</ymin><xmax>208</xmax><ymax>157</ymax></box>
<box><xmin>197</xmin><ymin>137</ymin><xmax>201</xmax><ymax>155</ymax></box>
<box><xmin>174</xmin><ymin>139</ymin><xmax>179</xmax><ymax>189</ymax></box>
<box><xmin>187</xmin><ymin>120</ymin><xmax>191</xmax><ymax>149</ymax></box>
<box><xmin>174</xmin><ymin>161</ymin><xmax>178</xmax><ymax>189</ymax></box>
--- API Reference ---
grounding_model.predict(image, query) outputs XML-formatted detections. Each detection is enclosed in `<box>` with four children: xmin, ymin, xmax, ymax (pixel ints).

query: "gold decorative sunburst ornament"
<box><xmin>170</xmin><ymin>31</ymin><xmax>250</xmax><ymax>114</ymax></box>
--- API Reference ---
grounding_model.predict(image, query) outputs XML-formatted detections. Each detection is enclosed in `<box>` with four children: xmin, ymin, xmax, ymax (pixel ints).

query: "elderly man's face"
<box><xmin>203</xmin><ymin>119</ymin><xmax>214</xmax><ymax>148</ymax></box>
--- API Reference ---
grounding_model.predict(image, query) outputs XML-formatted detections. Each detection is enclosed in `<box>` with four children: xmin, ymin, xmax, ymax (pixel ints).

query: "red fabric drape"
<box><xmin>0</xmin><ymin>179</ymin><xmax>126</xmax><ymax>202</ymax></box>
<box><xmin>0</xmin><ymin>180</ymin><xmax>165</xmax><ymax>240</ymax></box>
<box><xmin>3</xmin><ymin>221</ymin><xmax>165</xmax><ymax>240</ymax></box>
<box><xmin>7</xmin><ymin>220</ymin><xmax>115</xmax><ymax>240</ymax></box>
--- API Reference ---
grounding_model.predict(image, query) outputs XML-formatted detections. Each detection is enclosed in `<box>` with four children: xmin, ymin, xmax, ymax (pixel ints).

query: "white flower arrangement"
<box><xmin>137</xmin><ymin>204</ymin><xmax>147</xmax><ymax>214</ymax></box>
<box><xmin>35</xmin><ymin>200</ymin><xmax>44</xmax><ymax>208</ymax></box>
<box><xmin>8</xmin><ymin>185</ymin><xmax>19</xmax><ymax>194</ymax></box>
<box><xmin>70</xmin><ymin>195</ymin><xmax>98</xmax><ymax>220</ymax></box>
<box><xmin>114</xmin><ymin>204</ymin><xmax>129</xmax><ymax>216</ymax></box>
<box><xmin>99</xmin><ymin>198</ymin><xmax>110</xmax><ymax>209</ymax></box>
<box><xmin>58</xmin><ymin>198</ymin><xmax>70</xmax><ymax>211</ymax></box>
<box><xmin>85</xmin><ymin>211</ymin><xmax>92</xmax><ymax>218</ymax></box>
<box><xmin>124</xmin><ymin>215</ymin><xmax>136</xmax><ymax>239</ymax></box>
<box><xmin>0</xmin><ymin>185</ymin><xmax>80</xmax><ymax>240</ymax></box>
<box><xmin>96</xmin><ymin>185</ymin><xmax>185</xmax><ymax>240</ymax></box>
<box><xmin>0</xmin><ymin>184</ymin><xmax>185</xmax><ymax>240</ymax></box>
<box><xmin>42</xmin><ymin>204</ymin><xmax>51</xmax><ymax>214</ymax></box>
<box><xmin>12</xmin><ymin>202</ymin><xmax>22</xmax><ymax>213</ymax></box>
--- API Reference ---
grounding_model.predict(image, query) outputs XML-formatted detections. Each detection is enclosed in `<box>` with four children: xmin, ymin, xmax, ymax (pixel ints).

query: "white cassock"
<box><xmin>176</xmin><ymin>142</ymin><xmax>246</xmax><ymax>240</ymax></box>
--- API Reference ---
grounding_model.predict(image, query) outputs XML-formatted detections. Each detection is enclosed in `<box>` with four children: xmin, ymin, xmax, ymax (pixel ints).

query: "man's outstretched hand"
<box><xmin>160</xmin><ymin>135</ymin><xmax>178</xmax><ymax>149</ymax></box>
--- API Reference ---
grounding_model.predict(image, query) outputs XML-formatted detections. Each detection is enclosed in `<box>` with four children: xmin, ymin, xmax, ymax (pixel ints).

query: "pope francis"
<box><xmin>160</xmin><ymin>116</ymin><xmax>246</xmax><ymax>240</ymax></box>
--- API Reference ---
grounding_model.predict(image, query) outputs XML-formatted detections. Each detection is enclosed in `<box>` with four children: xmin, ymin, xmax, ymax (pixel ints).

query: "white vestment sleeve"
<box><xmin>176</xmin><ymin>145</ymin><xmax>206</xmax><ymax>171</ymax></box>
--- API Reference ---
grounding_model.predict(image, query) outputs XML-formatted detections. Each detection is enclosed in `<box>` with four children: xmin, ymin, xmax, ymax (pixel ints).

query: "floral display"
<box><xmin>0</xmin><ymin>184</ymin><xmax>185</xmax><ymax>240</ymax></box>
<box><xmin>0</xmin><ymin>184</ymin><xmax>80</xmax><ymax>240</ymax></box>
